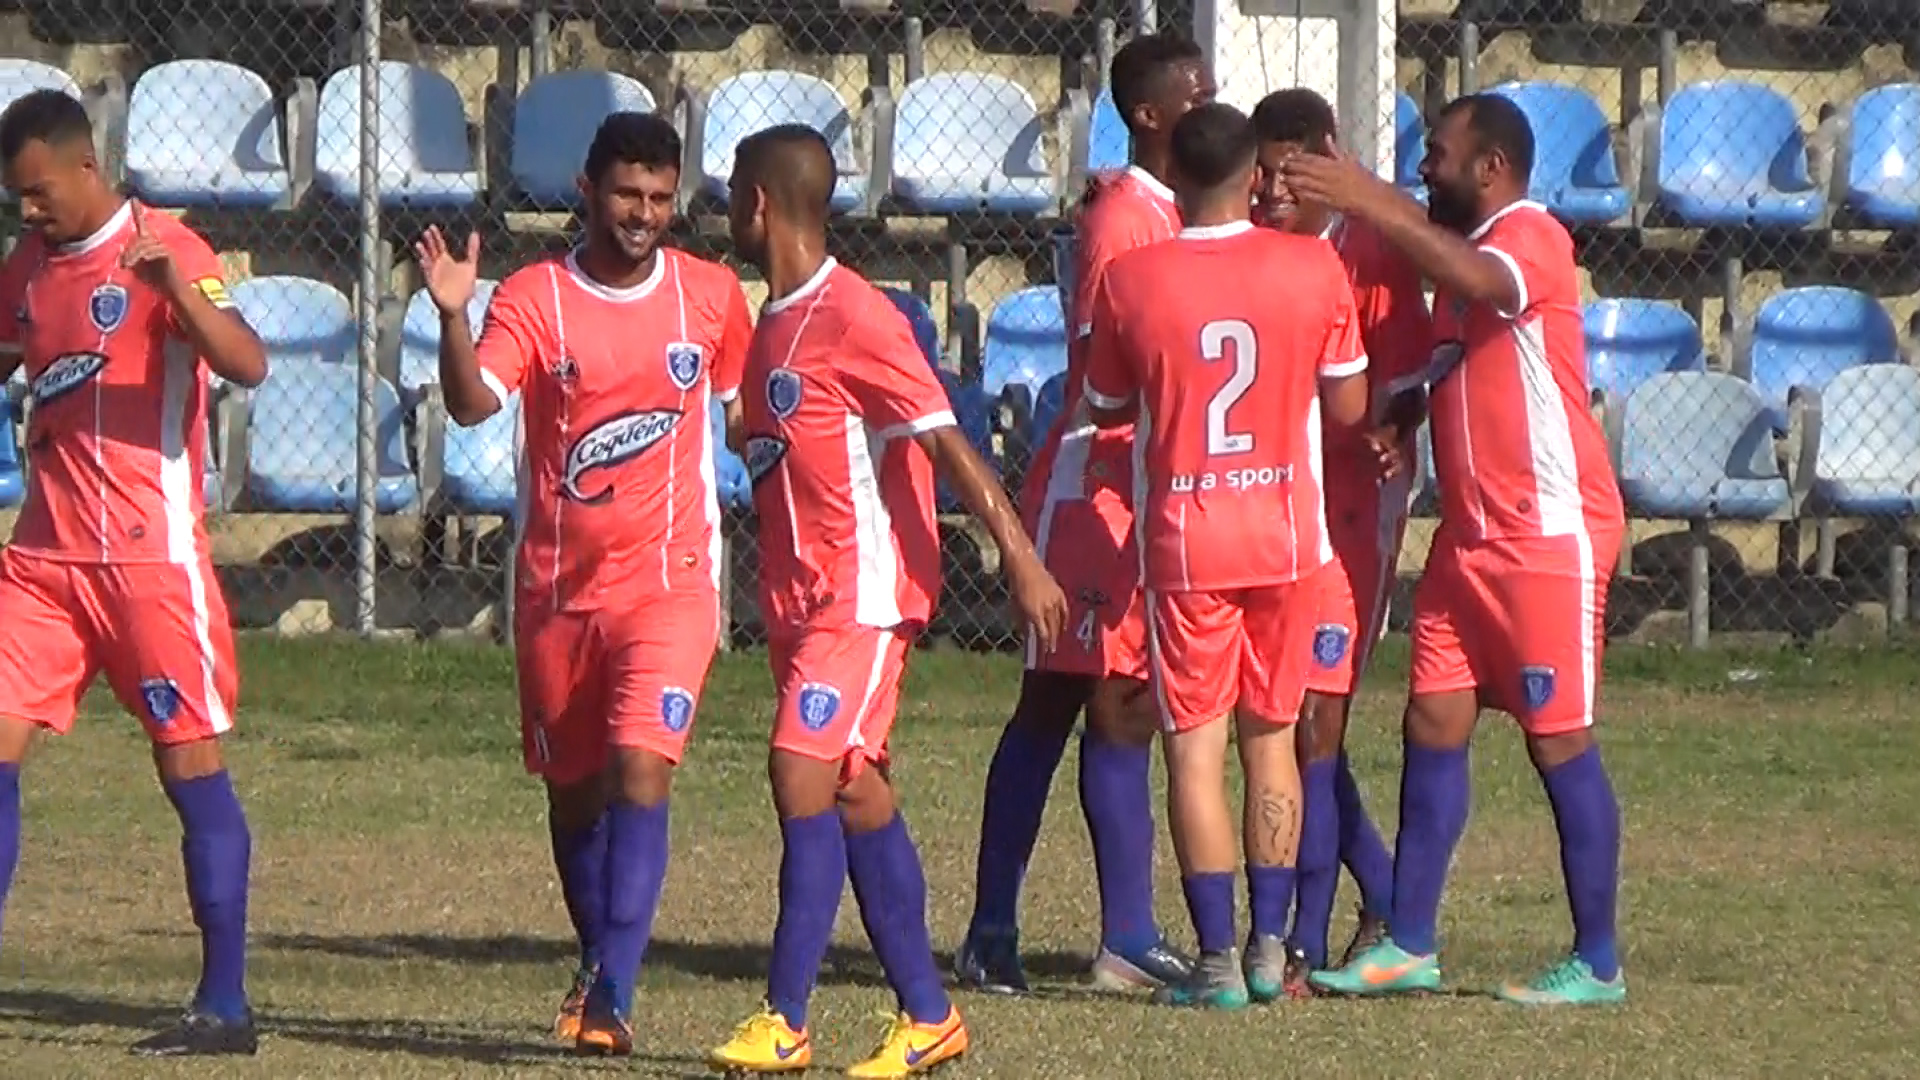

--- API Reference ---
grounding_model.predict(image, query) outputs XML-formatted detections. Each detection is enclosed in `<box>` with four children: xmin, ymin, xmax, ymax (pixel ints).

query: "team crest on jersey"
<box><xmin>139</xmin><ymin>677</ymin><xmax>181</xmax><ymax>725</ymax></box>
<box><xmin>1312</xmin><ymin>624</ymin><xmax>1351</xmax><ymax>669</ymax></box>
<box><xmin>796</xmin><ymin>683</ymin><xmax>842</xmax><ymax>732</ymax></box>
<box><xmin>560</xmin><ymin>408</ymin><xmax>682</xmax><ymax>503</ymax></box>
<box><xmin>660</xmin><ymin>686</ymin><xmax>695</xmax><ymax>733</ymax></box>
<box><xmin>31</xmin><ymin>351</ymin><xmax>107</xmax><ymax>406</ymax></box>
<box><xmin>743</xmin><ymin>435</ymin><xmax>787</xmax><ymax>486</ymax></box>
<box><xmin>1520</xmin><ymin>665</ymin><xmax>1557</xmax><ymax>710</ymax></box>
<box><xmin>665</xmin><ymin>342</ymin><xmax>704</xmax><ymax>392</ymax></box>
<box><xmin>89</xmin><ymin>283</ymin><xmax>129</xmax><ymax>333</ymax></box>
<box><xmin>766</xmin><ymin>368</ymin><xmax>803</xmax><ymax>420</ymax></box>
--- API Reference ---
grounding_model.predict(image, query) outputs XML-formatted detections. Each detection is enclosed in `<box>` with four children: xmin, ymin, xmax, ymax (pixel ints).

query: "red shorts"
<box><xmin>1305</xmin><ymin>478</ymin><xmax>1412</xmax><ymax>696</ymax></box>
<box><xmin>1023</xmin><ymin>492</ymin><xmax>1146</xmax><ymax>681</ymax></box>
<box><xmin>769</xmin><ymin>623</ymin><xmax>914</xmax><ymax>781</ymax></box>
<box><xmin>1409</xmin><ymin>529</ymin><xmax>1621</xmax><ymax>736</ymax></box>
<box><xmin>1144</xmin><ymin>568</ymin><xmax>1328</xmax><ymax>734</ymax></box>
<box><xmin>515</xmin><ymin>588</ymin><xmax>720</xmax><ymax>784</ymax></box>
<box><xmin>0</xmin><ymin>548</ymin><xmax>238</xmax><ymax>744</ymax></box>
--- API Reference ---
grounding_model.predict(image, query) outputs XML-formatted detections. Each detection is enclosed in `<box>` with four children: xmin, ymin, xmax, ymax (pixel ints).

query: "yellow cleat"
<box><xmin>552</xmin><ymin>973</ymin><xmax>590</xmax><ymax>1043</ymax></box>
<box><xmin>708</xmin><ymin>1005</ymin><xmax>812</xmax><ymax>1074</ymax></box>
<box><xmin>845</xmin><ymin>1007</ymin><xmax>968</xmax><ymax>1078</ymax></box>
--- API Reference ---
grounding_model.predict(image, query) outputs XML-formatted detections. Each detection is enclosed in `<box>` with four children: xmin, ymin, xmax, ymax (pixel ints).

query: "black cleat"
<box><xmin>130</xmin><ymin>1009</ymin><xmax>260</xmax><ymax>1057</ymax></box>
<box><xmin>1337</xmin><ymin>908</ymin><xmax>1390</xmax><ymax>969</ymax></box>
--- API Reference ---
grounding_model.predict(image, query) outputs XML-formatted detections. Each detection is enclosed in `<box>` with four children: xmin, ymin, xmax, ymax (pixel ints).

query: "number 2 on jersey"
<box><xmin>1200</xmin><ymin>319</ymin><xmax>1256</xmax><ymax>456</ymax></box>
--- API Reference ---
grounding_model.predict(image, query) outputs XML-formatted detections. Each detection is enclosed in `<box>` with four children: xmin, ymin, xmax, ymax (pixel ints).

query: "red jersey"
<box><xmin>741</xmin><ymin>258</ymin><xmax>955</xmax><ymax>632</ymax></box>
<box><xmin>1427</xmin><ymin>201</ymin><xmax>1623</xmax><ymax>540</ymax></box>
<box><xmin>1026</xmin><ymin>167</ymin><xmax>1180</xmax><ymax>516</ymax></box>
<box><xmin>1083</xmin><ymin>221</ymin><xmax>1368</xmax><ymax>592</ymax></box>
<box><xmin>1323</xmin><ymin>214</ymin><xmax>1433</xmax><ymax>487</ymax></box>
<box><xmin>0</xmin><ymin>202</ymin><xmax>233</xmax><ymax>564</ymax></box>
<box><xmin>475</xmin><ymin>248</ymin><xmax>751</xmax><ymax>612</ymax></box>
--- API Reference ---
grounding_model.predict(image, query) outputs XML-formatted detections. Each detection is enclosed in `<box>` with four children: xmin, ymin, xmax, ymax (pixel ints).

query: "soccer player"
<box><xmin>1284</xmin><ymin>94</ymin><xmax>1628</xmax><ymax>1005</ymax></box>
<box><xmin>707</xmin><ymin>124</ymin><xmax>1066</xmax><ymax>1077</ymax></box>
<box><xmin>1083</xmin><ymin>102</ymin><xmax>1371</xmax><ymax>1008</ymax></box>
<box><xmin>0</xmin><ymin>89</ymin><xmax>267</xmax><ymax>1055</ymax></box>
<box><xmin>415</xmin><ymin>111</ymin><xmax>753</xmax><ymax>1053</ymax></box>
<box><xmin>959</xmin><ymin>31</ymin><xmax>1214</xmax><ymax>996</ymax></box>
<box><xmin>1249</xmin><ymin>88</ymin><xmax>1434</xmax><ymax>989</ymax></box>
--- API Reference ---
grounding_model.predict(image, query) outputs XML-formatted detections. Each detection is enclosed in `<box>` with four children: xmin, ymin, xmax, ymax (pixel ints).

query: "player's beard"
<box><xmin>1426</xmin><ymin>180</ymin><xmax>1478</xmax><ymax>233</ymax></box>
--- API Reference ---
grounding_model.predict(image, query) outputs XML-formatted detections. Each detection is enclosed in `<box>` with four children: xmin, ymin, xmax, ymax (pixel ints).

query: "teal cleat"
<box><xmin>1307</xmin><ymin>937</ymin><xmax>1442</xmax><ymax>997</ymax></box>
<box><xmin>1152</xmin><ymin>949</ymin><xmax>1250</xmax><ymax>1010</ymax></box>
<box><xmin>1495</xmin><ymin>956</ymin><xmax>1626</xmax><ymax>1007</ymax></box>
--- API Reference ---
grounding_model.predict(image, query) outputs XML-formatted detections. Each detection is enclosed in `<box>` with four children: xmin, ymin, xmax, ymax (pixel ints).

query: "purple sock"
<box><xmin>549</xmin><ymin>811</ymin><xmax>608</xmax><ymax>973</ymax></box>
<box><xmin>163</xmin><ymin>771</ymin><xmax>251</xmax><ymax>1021</ymax></box>
<box><xmin>1541</xmin><ymin>747</ymin><xmax>1622</xmax><ymax>980</ymax></box>
<box><xmin>845</xmin><ymin>813</ymin><xmax>950</xmax><ymax>1024</ymax></box>
<box><xmin>1246</xmin><ymin>865</ymin><xmax>1296</xmax><ymax>942</ymax></box>
<box><xmin>1336</xmin><ymin>753</ymin><xmax>1394</xmax><ymax>919</ymax></box>
<box><xmin>1180</xmin><ymin>871</ymin><xmax>1236</xmax><ymax>954</ymax></box>
<box><xmin>1389</xmin><ymin>743</ymin><xmax>1470</xmax><ymax>957</ymax></box>
<box><xmin>592</xmin><ymin>800</ymin><xmax>670</xmax><ymax>1018</ymax></box>
<box><xmin>1079</xmin><ymin>730</ymin><xmax>1160</xmax><ymax>954</ymax></box>
<box><xmin>968</xmin><ymin>715</ymin><xmax>1072</xmax><ymax>934</ymax></box>
<box><xmin>767</xmin><ymin>811</ymin><xmax>845</xmax><ymax>1031</ymax></box>
<box><xmin>1291</xmin><ymin>758</ymin><xmax>1341</xmax><ymax>966</ymax></box>
<box><xmin>0</xmin><ymin>764</ymin><xmax>18</xmax><ymax>949</ymax></box>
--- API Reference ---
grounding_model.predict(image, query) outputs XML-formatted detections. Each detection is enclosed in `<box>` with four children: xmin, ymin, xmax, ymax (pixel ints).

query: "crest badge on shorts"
<box><xmin>665</xmin><ymin>342</ymin><xmax>703</xmax><ymax>392</ymax></box>
<box><xmin>661</xmin><ymin>687</ymin><xmax>695</xmax><ymax>733</ymax></box>
<box><xmin>89</xmin><ymin>283</ymin><xmax>129</xmax><ymax>334</ymax></box>
<box><xmin>139</xmin><ymin>677</ymin><xmax>181</xmax><ymax>725</ymax></box>
<box><xmin>1520</xmin><ymin>665</ymin><xmax>1557</xmax><ymax>711</ymax></box>
<box><xmin>767</xmin><ymin>368</ymin><xmax>803</xmax><ymax>420</ymax></box>
<box><xmin>796</xmin><ymin>682</ymin><xmax>841</xmax><ymax>732</ymax></box>
<box><xmin>1312</xmin><ymin>624</ymin><xmax>1351</xmax><ymax>670</ymax></box>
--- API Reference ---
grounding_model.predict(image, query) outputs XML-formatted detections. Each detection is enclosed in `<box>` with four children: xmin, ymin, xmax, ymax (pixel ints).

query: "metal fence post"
<box><xmin>353</xmin><ymin>0</ymin><xmax>383</xmax><ymax>636</ymax></box>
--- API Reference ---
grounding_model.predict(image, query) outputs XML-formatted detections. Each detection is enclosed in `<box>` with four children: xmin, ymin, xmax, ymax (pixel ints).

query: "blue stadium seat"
<box><xmin>1583</xmin><ymin>298</ymin><xmax>1705</xmax><ymax>401</ymax></box>
<box><xmin>316</xmin><ymin>62</ymin><xmax>480</xmax><ymax>208</ymax></box>
<box><xmin>246</xmin><ymin>360</ymin><xmax>419</xmax><ymax>513</ymax></box>
<box><xmin>1395</xmin><ymin>92</ymin><xmax>1425</xmax><ymax>197</ymax></box>
<box><xmin>1803</xmin><ymin>364</ymin><xmax>1920</xmax><ymax>517</ymax></box>
<box><xmin>1616</xmin><ymin>372</ymin><xmax>1791</xmax><ymax>520</ymax></box>
<box><xmin>1488</xmin><ymin>81</ymin><xmax>1629</xmax><ymax>225</ymax></box>
<box><xmin>709</xmin><ymin>396</ymin><xmax>750</xmax><ymax>513</ymax></box>
<box><xmin>203</xmin><ymin>440</ymin><xmax>221</xmax><ymax>512</ymax></box>
<box><xmin>126</xmin><ymin>61</ymin><xmax>290</xmax><ymax>209</ymax></box>
<box><xmin>229</xmin><ymin>276</ymin><xmax>355</xmax><ymax>367</ymax></box>
<box><xmin>0</xmin><ymin>412</ymin><xmax>23</xmax><ymax>508</ymax></box>
<box><xmin>1844</xmin><ymin>83</ymin><xmax>1920</xmax><ymax>228</ymax></box>
<box><xmin>0</xmin><ymin>58</ymin><xmax>79</xmax><ymax>107</ymax></box>
<box><xmin>399</xmin><ymin>280</ymin><xmax>499</xmax><ymax>394</ymax></box>
<box><xmin>1655</xmin><ymin>82</ymin><xmax>1824</xmax><ymax>228</ymax></box>
<box><xmin>981</xmin><ymin>286</ymin><xmax>1068</xmax><ymax>400</ymax></box>
<box><xmin>1411</xmin><ymin>420</ymin><xmax>1439</xmax><ymax>515</ymax></box>
<box><xmin>936</xmin><ymin>369</ymin><xmax>997</xmax><ymax>513</ymax></box>
<box><xmin>512</xmin><ymin>71</ymin><xmax>657</xmax><ymax>209</ymax></box>
<box><xmin>879</xmin><ymin>287</ymin><xmax>941</xmax><ymax>370</ymax></box>
<box><xmin>1023</xmin><ymin>372</ymin><xmax>1066</xmax><ymax>462</ymax></box>
<box><xmin>442</xmin><ymin>392</ymin><xmax>519</xmax><ymax>517</ymax></box>
<box><xmin>892</xmin><ymin>74</ymin><xmax>1055</xmax><ymax>214</ymax></box>
<box><xmin>701</xmin><ymin>72</ymin><xmax>864</xmax><ymax>213</ymax></box>
<box><xmin>1089</xmin><ymin>88</ymin><xmax>1128</xmax><ymax>173</ymax></box>
<box><xmin>1744</xmin><ymin>286</ymin><xmax>1898</xmax><ymax>429</ymax></box>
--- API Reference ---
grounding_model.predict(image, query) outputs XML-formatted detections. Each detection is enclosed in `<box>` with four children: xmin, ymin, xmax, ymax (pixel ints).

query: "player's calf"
<box><xmin>1157</xmin><ymin>715</ymin><xmax>1245</xmax><ymax>1009</ymax></box>
<box><xmin>579</xmin><ymin>748</ymin><xmax>675</xmax><ymax>1052</ymax></box>
<box><xmin>545</xmin><ymin>775</ymin><xmax>610</xmax><ymax>1041</ymax></box>
<box><xmin>148</xmin><ymin>740</ymin><xmax>254</xmax><ymax>1053</ymax></box>
<box><xmin>1237</xmin><ymin>714</ymin><xmax>1303</xmax><ymax>1003</ymax></box>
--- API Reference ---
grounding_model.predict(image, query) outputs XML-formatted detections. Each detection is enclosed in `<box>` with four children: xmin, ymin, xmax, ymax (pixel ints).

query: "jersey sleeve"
<box><xmin>163</xmin><ymin>223</ymin><xmax>237</xmax><ymax>338</ymax></box>
<box><xmin>1070</xmin><ymin>201</ymin><xmax>1162</xmax><ymax>341</ymax></box>
<box><xmin>1354</xmin><ymin>238</ymin><xmax>1434</xmax><ymax>396</ymax></box>
<box><xmin>840</xmin><ymin>297</ymin><xmax>956</xmax><ymax>437</ymax></box>
<box><xmin>711</xmin><ymin>276</ymin><xmax>752</xmax><ymax>403</ymax></box>
<box><xmin>1319</xmin><ymin>266</ymin><xmax>1369</xmax><ymax>380</ymax></box>
<box><xmin>1080</xmin><ymin>273</ymin><xmax>1137</xmax><ymax>411</ymax></box>
<box><xmin>472</xmin><ymin>274</ymin><xmax>544</xmax><ymax>406</ymax></box>
<box><xmin>1478</xmin><ymin>209</ymin><xmax>1561</xmax><ymax>321</ymax></box>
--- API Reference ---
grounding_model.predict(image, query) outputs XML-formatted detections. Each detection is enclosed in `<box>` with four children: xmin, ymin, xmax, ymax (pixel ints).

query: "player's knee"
<box><xmin>1009</xmin><ymin>671</ymin><xmax>1091</xmax><ymax>734</ymax></box>
<box><xmin>610</xmin><ymin>747</ymin><xmax>675</xmax><ymax>808</ymax></box>
<box><xmin>834</xmin><ymin>765</ymin><xmax>896</xmax><ymax>834</ymax></box>
<box><xmin>0</xmin><ymin>715</ymin><xmax>35</xmax><ymax>766</ymax></box>
<box><xmin>1296</xmin><ymin>693</ymin><xmax>1350</xmax><ymax>763</ymax></box>
<box><xmin>1524</xmin><ymin>728</ymin><xmax>1593</xmax><ymax>772</ymax></box>
<box><xmin>1086</xmin><ymin>677</ymin><xmax>1156</xmax><ymax>746</ymax></box>
<box><xmin>767</xmin><ymin>748</ymin><xmax>840</xmax><ymax>820</ymax></box>
<box><xmin>152</xmin><ymin>736</ymin><xmax>225</xmax><ymax>785</ymax></box>
<box><xmin>546</xmin><ymin>773</ymin><xmax>610</xmax><ymax>829</ymax></box>
<box><xmin>1403</xmin><ymin>690</ymin><xmax>1476</xmax><ymax>750</ymax></box>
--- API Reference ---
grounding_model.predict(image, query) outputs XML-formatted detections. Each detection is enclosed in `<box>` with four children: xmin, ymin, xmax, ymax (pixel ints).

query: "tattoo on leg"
<box><xmin>1254</xmin><ymin>792</ymin><xmax>1298</xmax><ymax>860</ymax></box>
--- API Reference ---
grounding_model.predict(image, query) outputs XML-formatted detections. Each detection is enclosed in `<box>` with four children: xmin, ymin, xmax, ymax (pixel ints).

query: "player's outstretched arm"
<box><xmin>414</xmin><ymin>227</ymin><xmax>500</xmax><ymax>427</ymax></box>
<box><xmin>122</xmin><ymin>204</ymin><xmax>267</xmax><ymax>387</ymax></box>
<box><xmin>916</xmin><ymin>426</ymin><xmax>1069</xmax><ymax>652</ymax></box>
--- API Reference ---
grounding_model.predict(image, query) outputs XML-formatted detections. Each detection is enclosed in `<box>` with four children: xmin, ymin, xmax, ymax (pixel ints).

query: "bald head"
<box><xmin>735</xmin><ymin>124</ymin><xmax>835</xmax><ymax>226</ymax></box>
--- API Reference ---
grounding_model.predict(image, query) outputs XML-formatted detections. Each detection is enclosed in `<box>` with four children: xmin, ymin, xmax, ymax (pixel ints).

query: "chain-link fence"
<box><xmin>7</xmin><ymin>0</ymin><xmax>1915</xmax><ymax>648</ymax></box>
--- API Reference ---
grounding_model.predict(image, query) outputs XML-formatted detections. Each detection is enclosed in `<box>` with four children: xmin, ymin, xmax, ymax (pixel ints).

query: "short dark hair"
<box><xmin>1109</xmin><ymin>32</ymin><xmax>1204</xmax><ymax>135</ymax></box>
<box><xmin>1171</xmin><ymin>102</ymin><xmax>1258</xmax><ymax>191</ymax></box>
<box><xmin>1440</xmin><ymin>93</ymin><xmax>1534</xmax><ymax>184</ymax></box>
<box><xmin>734</xmin><ymin>123</ymin><xmax>835</xmax><ymax>222</ymax></box>
<box><xmin>1251</xmin><ymin>88</ymin><xmax>1336</xmax><ymax>149</ymax></box>
<box><xmin>583</xmin><ymin>111</ymin><xmax>682</xmax><ymax>184</ymax></box>
<box><xmin>0</xmin><ymin>89</ymin><xmax>92</xmax><ymax>163</ymax></box>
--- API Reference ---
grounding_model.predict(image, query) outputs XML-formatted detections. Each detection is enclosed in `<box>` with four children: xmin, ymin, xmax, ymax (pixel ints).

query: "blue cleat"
<box><xmin>1091</xmin><ymin>937</ymin><xmax>1197</xmax><ymax>992</ymax></box>
<box><xmin>955</xmin><ymin>925</ymin><xmax>1030</xmax><ymax>995</ymax></box>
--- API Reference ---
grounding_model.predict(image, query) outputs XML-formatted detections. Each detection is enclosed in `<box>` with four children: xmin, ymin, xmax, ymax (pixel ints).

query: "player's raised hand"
<box><xmin>414</xmin><ymin>226</ymin><xmax>481</xmax><ymax>316</ymax></box>
<box><xmin>1008</xmin><ymin>552</ymin><xmax>1069</xmax><ymax>654</ymax></box>
<box><xmin>119</xmin><ymin>201</ymin><xmax>181</xmax><ymax>291</ymax></box>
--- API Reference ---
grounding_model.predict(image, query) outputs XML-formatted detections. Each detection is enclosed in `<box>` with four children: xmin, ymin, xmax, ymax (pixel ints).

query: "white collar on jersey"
<box><xmin>1125</xmin><ymin>165</ymin><xmax>1176</xmax><ymax>205</ymax></box>
<box><xmin>1178</xmin><ymin>220</ymin><xmax>1256</xmax><ymax>241</ymax></box>
<box><xmin>1318</xmin><ymin>212</ymin><xmax>1345</xmax><ymax>241</ymax></box>
<box><xmin>763</xmin><ymin>256</ymin><xmax>837</xmax><ymax>316</ymax></box>
<box><xmin>564</xmin><ymin>246</ymin><xmax>667</xmax><ymax>303</ymax></box>
<box><xmin>58</xmin><ymin>200</ymin><xmax>133</xmax><ymax>257</ymax></box>
<box><xmin>1466</xmin><ymin>199</ymin><xmax>1547</xmax><ymax>241</ymax></box>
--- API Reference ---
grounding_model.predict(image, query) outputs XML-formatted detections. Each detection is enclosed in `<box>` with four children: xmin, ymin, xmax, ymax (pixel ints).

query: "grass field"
<box><xmin>2</xmin><ymin>637</ymin><xmax>1918</xmax><ymax>1079</ymax></box>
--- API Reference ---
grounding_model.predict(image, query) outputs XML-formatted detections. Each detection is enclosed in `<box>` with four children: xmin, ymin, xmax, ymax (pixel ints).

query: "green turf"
<box><xmin>2</xmin><ymin>635</ymin><xmax>1917</xmax><ymax>1077</ymax></box>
